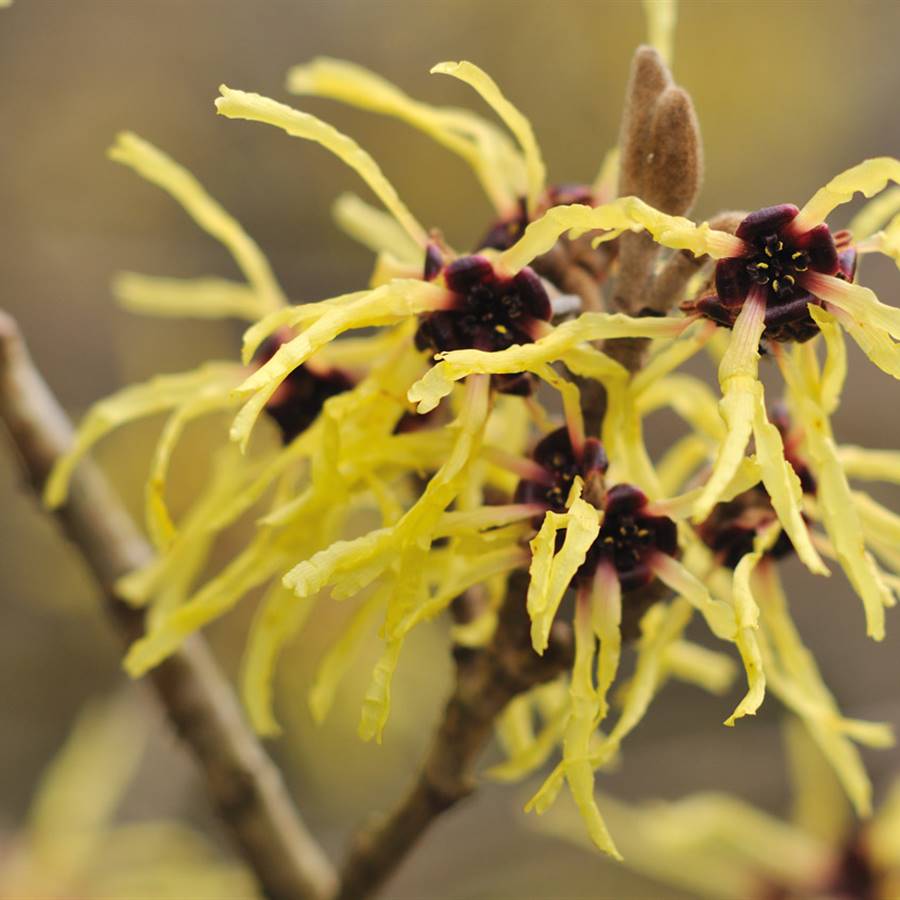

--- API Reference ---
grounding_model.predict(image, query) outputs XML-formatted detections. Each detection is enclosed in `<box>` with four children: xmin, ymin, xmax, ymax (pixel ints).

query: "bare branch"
<box><xmin>0</xmin><ymin>310</ymin><xmax>337</xmax><ymax>900</ymax></box>
<box><xmin>335</xmin><ymin>574</ymin><xmax>573</xmax><ymax>900</ymax></box>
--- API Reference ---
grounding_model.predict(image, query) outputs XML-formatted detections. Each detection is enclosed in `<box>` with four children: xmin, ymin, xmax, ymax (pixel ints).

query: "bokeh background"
<box><xmin>2</xmin><ymin>1</ymin><xmax>900</xmax><ymax>897</ymax></box>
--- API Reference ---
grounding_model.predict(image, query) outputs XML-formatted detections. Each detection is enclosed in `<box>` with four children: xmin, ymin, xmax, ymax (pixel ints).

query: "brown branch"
<box><xmin>334</xmin><ymin>573</ymin><xmax>573</xmax><ymax>900</ymax></box>
<box><xmin>0</xmin><ymin>311</ymin><xmax>337</xmax><ymax>900</ymax></box>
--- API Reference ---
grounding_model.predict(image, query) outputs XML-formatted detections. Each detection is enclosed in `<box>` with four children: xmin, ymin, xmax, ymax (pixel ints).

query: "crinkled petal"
<box><xmin>849</xmin><ymin>185</ymin><xmax>900</xmax><ymax>240</ymax></box>
<box><xmin>795</xmin><ymin>156</ymin><xmax>900</xmax><ymax>231</ymax></box>
<box><xmin>752</xmin><ymin>396</ymin><xmax>827</xmax><ymax>575</ymax></box>
<box><xmin>216</xmin><ymin>86</ymin><xmax>427</xmax><ymax>245</ymax></box>
<box><xmin>489</xmin><ymin>703</ymin><xmax>568</xmax><ymax>782</ymax></box>
<box><xmin>125</xmin><ymin>533</ymin><xmax>292</xmax><ymax>676</ymax></box>
<box><xmin>409</xmin><ymin>311</ymin><xmax>684</xmax><ymax>413</ymax></box>
<box><xmin>431</xmin><ymin>60</ymin><xmax>545</xmax><ymax>210</ymax></box>
<box><xmin>287</xmin><ymin>58</ymin><xmax>521</xmax><ymax>212</ymax></box>
<box><xmin>724</xmin><ymin>552</ymin><xmax>766</xmax><ymax>726</ymax></box>
<box><xmin>309</xmin><ymin>587</ymin><xmax>387</xmax><ymax>723</ymax></box>
<box><xmin>497</xmin><ymin>196</ymin><xmax>746</xmax><ymax>276</ymax></box>
<box><xmin>806</xmin><ymin>271</ymin><xmax>900</xmax><ymax>341</ymax></box>
<box><xmin>527</xmin><ymin>493</ymin><xmax>602</xmax><ymax>654</ymax></box>
<box><xmin>839</xmin><ymin>445</ymin><xmax>900</xmax><ymax>483</ymax></box>
<box><xmin>792</xmin><ymin>396</ymin><xmax>890</xmax><ymax>639</ymax></box>
<box><xmin>331</xmin><ymin>192</ymin><xmax>423</xmax><ymax>264</ymax></box>
<box><xmin>241</xmin><ymin>581</ymin><xmax>318</xmax><ymax>735</ymax></box>
<box><xmin>45</xmin><ymin>363</ymin><xmax>243</xmax><ymax>508</ymax></box>
<box><xmin>109</xmin><ymin>132</ymin><xmax>285</xmax><ymax>312</ymax></box>
<box><xmin>113</xmin><ymin>273</ymin><xmax>270</xmax><ymax>322</ymax></box>
<box><xmin>692</xmin><ymin>292</ymin><xmax>766</xmax><ymax>521</ymax></box>
<box><xmin>358</xmin><ymin>637</ymin><xmax>403</xmax><ymax>743</ymax></box>
<box><xmin>663</xmin><ymin>640</ymin><xmax>736</xmax><ymax>695</ymax></box>
<box><xmin>591</xmin><ymin>564</ymin><xmax>622</xmax><ymax>722</ymax></box>
<box><xmin>233</xmin><ymin>280</ymin><xmax>446</xmax><ymax>447</ymax></box>
<box><xmin>827</xmin><ymin>302</ymin><xmax>900</xmax><ymax>380</ymax></box>
<box><xmin>650</xmin><ymin>554</ymin><xmax>735</xmax><ymax>641</ymax></box>
<box><xmin>145</xmin><ymin>389</ymin><xmax>241</xmax><ymax>550</ymax></box>
<box><xmin>807</xmin><ymin>305</ymin><xmax>847</xmax><ymax>413</ymax></box>
<box><xmin>561</xmin><ymin>591</ymin><xmax>621</xmax><ymax>858</ymax></box>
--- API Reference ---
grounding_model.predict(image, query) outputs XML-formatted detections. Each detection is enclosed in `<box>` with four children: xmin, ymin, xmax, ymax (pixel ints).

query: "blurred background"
<box><xmin>1</xmin><ymin>1</ymin><xmax>899</xmax><ymax>897</ymax></box>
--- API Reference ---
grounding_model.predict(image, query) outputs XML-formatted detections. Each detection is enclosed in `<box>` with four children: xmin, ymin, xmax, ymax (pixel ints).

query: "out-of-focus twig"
<box><xmin>335</xmin><ymin>573</ymin><xmax>573</xmax><ymax>900</ymax></box>
<box><xmin>0</xmin><ymin>310</ymin><xmax>337</xmax><ymax>900</ymax></box>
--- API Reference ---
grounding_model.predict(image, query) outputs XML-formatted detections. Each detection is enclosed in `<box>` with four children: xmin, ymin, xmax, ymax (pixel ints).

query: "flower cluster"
<box><xmin>48</xmin><ymin>0</ymin><xmax>900</xmax><ymax>862</ymax></box>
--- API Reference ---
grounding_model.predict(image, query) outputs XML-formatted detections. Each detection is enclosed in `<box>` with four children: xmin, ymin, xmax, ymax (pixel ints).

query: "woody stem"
<box><xmin>0</xmin><ymin>311</ymin><xmax>337</xmax><ymax>900</ymax></box>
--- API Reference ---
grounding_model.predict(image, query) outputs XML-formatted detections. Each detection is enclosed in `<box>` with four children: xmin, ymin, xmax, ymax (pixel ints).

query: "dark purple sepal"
<box><xmin>795</xmin><ymin>224</ymin><xmax>839</xmax><ymax>275</ymax></box>
<box><xmin>715</xmin><ymin>257</ymin><xmax>754</xmax><ymax>305</ymax></box>
<box><xmin>603</xmin><ymin>483</ymin><xmax>648</xmax><ymax>517</ymax></box>
<box><xmin>265</xmin><ymin>366</ymin><xmax>354</xmax><ymax>444</ymax></box>
<box><xmin>837</xmin><ymin>246</ymin><xmax>858</xmax><ymax>282</ymax></box>
<box><xmin>512</xmin><ymin>267</ymin><xmax>553</xmax><ymax>321</ymax></box>
<box><xmin>580</xmin><ymin>437</ymin><xmax>609</xmax><ymax>476</ymax></box>
<box><xmin>763</xmin><ymin>293</ymin><xmax>818</xmax><ymax>329</ymax></box>
<box><xmin>423</xmin><ymin>243</ymin><xmax>444</xmax><ymax>281</ymax></box>
<box><xmin>694</xmin><ymin>294</ymin><xmax>738</xmax><ymax>328</ymax></box>
<box><xmin>735</xmin><ymin>204</ymin><xmax>799</xmax><ymax>242</ymax></box>
<box><xmin>444</xmin><ymin>255</ymin><xmax>495</xmax><ymax>293</ymax></box>
<box><xmin>414</xmin><ymin>311</ymin><xmax>461</xmax><ymax>353</ymax></box>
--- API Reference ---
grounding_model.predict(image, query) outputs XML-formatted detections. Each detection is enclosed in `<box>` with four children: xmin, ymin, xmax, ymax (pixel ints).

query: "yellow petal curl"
<box><xmin>45</xmin><ymin>363</ymin><xmax>243</xmax><ymax>508</ymax></box>
<box><xmin>287</xmin><ymin>57</ymin><xmax>523</xmax><ymax>212</ymax></box>
<box><xmin>431</xmin><ymin>61</ymin><xmax>545</xmax><ymax>211</ymax></box>
<box><xmin>691</xmin><ymin>293</ymin><xmax>765</xmax><ymax>521</ymax></box>
<box><xmin>561</xmin><ymin>591</ymin><xmax>621</xmax><ymax>858</ymax></box>
<box><xmin>145</xmin><ymin>388</ymin><xmax>242</xmax><ymax>550</ymax></box>
<box><xmin>755</xmin><ymin>564</ymin><xmax>891</xmax><ymax>816</ymax></box>
<box><xmin>215</xmin><ymin>86</ymin><xmax>427</xmax><ymax>245</ymax></box>
<box><xmin>849</xmin><ymin>185</ymin><xmax>900</xmax><ymax>240</ymax></box>
<box><xmin>113</xmin><ymin>273</ymin><xmax>270</xmax><ymax>322</ymax></box>
<box><xmin>108</xmin><ymin>132</ymin><xmax>285</xmax><ymax>313</ymax></box>
<box><xmin>497</xmin><ymin>196</ymin><xmax>745</xmax><ymax>276</ymax></box>
<box><xmin>331</xmin><ymin>192</ymin><xmax>423</xmax><ymax>264</ymax></box>
<box><xmin>724</xmin><ymin>552</ymin><xmax>765</xmax><ymax>725</ymax></box>
<box><xmin>783</xmin><ymin>347</ymin><xmax>892</xmax><ymax>639</ymax></box>
<box><xmin>796</xmin><ymin>156</ymin><xmax>900</xmax><ymax>231</ymax></box>
<box><xmin>232</xmin><ymin>280</ymin><xmax>446</xmax><ymax>447</ymax></box>
<box><xmin>408</xmin><ymin>312</ymin><xmax>683</xmax><ymax>413</ymax></box>
<box><xmin>241</xmin><ymin>581</ymin><xmax>318</xmax><ymax>736</ymax></box>
<box><xmin>526</xmin><ymin>483</ymin><xmax>602</xmax><ymax>654</ymax></box>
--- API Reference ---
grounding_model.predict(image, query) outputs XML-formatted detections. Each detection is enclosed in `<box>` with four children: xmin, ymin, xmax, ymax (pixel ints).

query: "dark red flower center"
<box><xmin>415</xmin><ymin>252</ymin><xmax>552</xmax><ymax>396</ymax></box>
<box><xmin>698</xmin><ymin>407</ymin><xmax>815</xmax><ymax>568</ymax></box>
<box><xmin>690</xmin><ymin>204</ymin><xmax>856</xmax><ymax>344</ymax></box>
<box><xmin>745</xmin><ymin>234</ymin><xmax>810</xmax><ymax>300</ymax></box>
<box><xmin>584</xmin><ymin>484</ymin><xmax>678</xmax><ymax>591</ymax></box>
<box><xmin>514</xmin><ymin>428</ymin><xmax>676</xmax><ymax>590</ymax></box>
<box><xmin>257</xmin><ymin>333</ymin><xmax>354</xmax><ymax>444</ymax></box>
<box><xmin>479</xmin><ymin>185</ymin><xmax>597</xmax><ymax>251</ymax></box>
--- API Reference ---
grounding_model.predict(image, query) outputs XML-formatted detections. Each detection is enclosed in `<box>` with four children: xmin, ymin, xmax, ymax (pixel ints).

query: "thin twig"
<box><xmin>335</xmin><ymin>574</ymin><xmax>573</xmax><ymax>900</ymax></box>
<box><xmin>0</xmin><ymin>310</ymin><xmax>337</xmax><ymax>900</ymax></box>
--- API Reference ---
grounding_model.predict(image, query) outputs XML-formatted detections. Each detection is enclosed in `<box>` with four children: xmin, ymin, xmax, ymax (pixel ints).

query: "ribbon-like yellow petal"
<box><xmin>109</xmin><ymin>132</ymin><xmax>285</xmax><ymax>313</ymax></box>
<box><xmin>216</xmin><ymin>86</ymin><xmax>427</xmax><ymax>245</ymax></box>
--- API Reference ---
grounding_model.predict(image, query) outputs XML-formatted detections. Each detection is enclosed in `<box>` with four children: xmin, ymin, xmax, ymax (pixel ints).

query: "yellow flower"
<box><xmin>0</xmin><ymin>693</ymin><xmax>257</xmax><ymax>900</ymax></box>
<box><xmin>43</xmin><ymin>132</ymin><xmax>457</xmax><ymax>743</ymax></box>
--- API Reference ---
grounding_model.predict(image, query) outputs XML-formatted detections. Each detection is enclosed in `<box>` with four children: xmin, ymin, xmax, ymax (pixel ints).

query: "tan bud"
<box><xmin>643</xmin><ymin>86</ymin><xmax>703</xmax><ymax>216</ymax></box>
<box><xmin>618</xmin><ymin>46</ymin><xmax>671</xmax><ymax>199</ymax></box>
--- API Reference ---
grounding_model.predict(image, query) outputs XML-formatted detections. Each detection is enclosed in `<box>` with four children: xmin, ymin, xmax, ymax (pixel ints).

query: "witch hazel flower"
<box><xmin>285</xmin><ymin>56</ymin><xmax>619</xmax><ymax>255</ymax></box>
<box><xmin>414</xmin><ymin>249</ymin><xmax>553</xmax><ymax>397</ymax></box>
<box><xmin>42</xmin><ymin>132</ymin><xmax>473</xmax><ymax>710</ymax></box>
